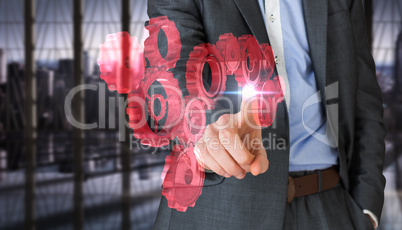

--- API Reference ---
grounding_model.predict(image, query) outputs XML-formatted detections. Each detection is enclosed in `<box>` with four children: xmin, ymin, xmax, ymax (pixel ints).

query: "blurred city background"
<box><xmin>0</xmin><ymin>0</ymin><xmax>401</xmax><ymax>229</ymax></box>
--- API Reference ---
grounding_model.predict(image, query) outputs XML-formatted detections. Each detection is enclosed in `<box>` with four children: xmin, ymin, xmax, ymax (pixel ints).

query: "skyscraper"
<box><xmin>83</xmin><ymin>51</ymin><xmax>92</xmax><ymax>78</ymax></box>
<box><xmin>0</xmin><ymin>49</ymin><xmax>6</xmax><ymax>84</ymax></box>
<box><xmin>37</xmin><ymin>67</ymin><xmax>54</xmax><ymax>97</ymax></box>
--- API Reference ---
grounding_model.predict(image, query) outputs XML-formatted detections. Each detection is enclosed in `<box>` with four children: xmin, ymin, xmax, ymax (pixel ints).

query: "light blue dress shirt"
<box><xmin>258</xmin><ymin>0</ymin><xmax>339</xmax><ymax>171</ymax></box>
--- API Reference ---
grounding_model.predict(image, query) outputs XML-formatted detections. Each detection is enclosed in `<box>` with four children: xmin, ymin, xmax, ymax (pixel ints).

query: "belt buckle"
<box><xmin>287</xmin><ymin>176</ymin><xmax>296</xmax><ymax>204</ymax></box>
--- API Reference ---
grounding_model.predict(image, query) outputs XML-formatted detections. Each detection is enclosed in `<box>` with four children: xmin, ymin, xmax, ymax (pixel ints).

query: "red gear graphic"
<box><xmin>272</xmin><ymin>75</ymin><xmax>285</xmax><ymax>103</ymax></box>
<box><xmin>260</xmin><ymin>43</ymin><xmax>275</xmax><ymax>79</ymax></box>
<box><xmin>253</xmin><ymin>75</ymin><xmax>285</xmax><ymax>127</ymax></box>
<box><xmin>177</xmin><ymin>97</ymin><xmax>207</xmax><ymax>146</ymax></box>
<box><xmin>161</xmin><ymin>145</ymin><xmax>205</xmax><ymax>212</ymax></box>
<box><xmin>216</xmin><ymin>33</ymin><xmax>241</xmax><ymax>75</ymax></box>
<box><xmin>144</xmin><ymin>16</ymin><xmax>181</xmax><ymax>70</ymax></box>
<box><xmin>186</xmin><ymin>44</ymin><xmax>227</xmax><ymax>109</ymax></box>
<box><xmin>235</xmin><ymin>35</ymin><xmax>263</xmax><ymax>87</ymax></box>
<box><xmin>98</xmin><ymin>31</ymin><xmax>145</xmax><ymax>93</ymax></box>
<box><xmin>127</xmin><ymin>70</ymin><xmax>184</xmax><ymax>147</ymax></box>
<box><xmin>147</xmin><ymin>94</ymin><xmax>167</xmax><ymax>122</ymax></box>
<box><xmin>256</xmin><ymin>80</ymin><xmax>277</xmax><ymax>127</ymax></box>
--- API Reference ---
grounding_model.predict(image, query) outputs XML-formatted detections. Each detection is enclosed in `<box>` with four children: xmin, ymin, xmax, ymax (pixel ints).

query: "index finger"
<box><xmin>218</xmin><ymin>127</ymin><xmax>255</xmax><ymax>166</ymax></box>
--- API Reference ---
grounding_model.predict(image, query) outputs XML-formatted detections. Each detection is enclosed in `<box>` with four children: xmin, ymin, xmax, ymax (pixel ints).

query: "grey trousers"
<box><xmin>283</xmin><ymin>172</ymin><xmax>374</xmax><ymax>230</ymax></box>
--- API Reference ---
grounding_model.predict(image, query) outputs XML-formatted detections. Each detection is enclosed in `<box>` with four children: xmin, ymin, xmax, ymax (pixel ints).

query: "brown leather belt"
<box><xmin>286</xmin><ymin>166</ymin><xmax>340</xmax><ymax>204</ymax></box>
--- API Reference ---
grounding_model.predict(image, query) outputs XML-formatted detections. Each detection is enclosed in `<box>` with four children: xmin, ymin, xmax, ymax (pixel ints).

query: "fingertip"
<box><xmin>250</xmin><ymin>163</ymin><xmax>260</xmax><ymax>176</ymax></box>
<box><xmin>258</xmin><ymin>160</ymin><xmax>269</xmax><ymax>174</ymax></box>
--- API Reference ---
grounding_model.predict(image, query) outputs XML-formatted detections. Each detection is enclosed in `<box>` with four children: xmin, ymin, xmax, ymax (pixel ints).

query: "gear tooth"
<box><xmin>175</xmin><ymin>206</ymin><xmax>188</xmax><ymax>212</ymax></box>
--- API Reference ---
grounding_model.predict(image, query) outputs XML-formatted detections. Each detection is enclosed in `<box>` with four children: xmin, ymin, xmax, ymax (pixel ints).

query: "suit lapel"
<box><xmin>232</xmin><ymin>0</ymin><xmax>269</xmax><ymax>44</ymax></box>
<box><xmin>302</xmin><ymin>0</ymin><xmax>328</xmax><ymax>103</ymax></box>
<box><xmin>234</xmin><ymin>0</ymin><xmax>327</xmax><ymax>102</ymax></box>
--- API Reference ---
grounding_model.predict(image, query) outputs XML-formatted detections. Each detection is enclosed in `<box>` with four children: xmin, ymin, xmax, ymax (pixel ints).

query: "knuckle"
<box><xmin>219</xmin><ymin>129</ymin><xmax>233</xmax><ymax>140</ymax></box>
<box><xmin>204</xmin><ymin>125</ymin><xmax>211</xmax><ymax>135</ymax></box>
<box><xmin>238</xmin><ymin>153</ymin><xmax>252</xmax><ymax>165</ymax></box>
<box><xmin>226</xmin><ymin>164</ymin><xmax>242</xmax><ymax>176</ymax></box>
<box><xmin>204</xmin><ymin>125</ymin><xmax>215</xmax><ymax>137</ymax></box>
<box><xmin>216</xmin><ymin>114</ymin><xmax>230</xmax><ymax>127</ymax></box>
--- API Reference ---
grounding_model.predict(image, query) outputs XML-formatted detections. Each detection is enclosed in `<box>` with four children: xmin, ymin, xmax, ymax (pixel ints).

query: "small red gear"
<box><xmin>98</xmin><ymin>31</ymin><xmax>145</xmax><ymax>93</ymax></box>
<box><xmin>161</xmin><ymin>145</ymin><xmax>205</xmax><ymax>212</ymax></box>
<box><xmin>256</xmin><ymin>80</ymin><xmax>277</xmax><ymax>127</ymax></box>
<box><xmin>216</xmin><ymin>33</ymin><xmax>241</xmax><ymax>75</ymax></box>
<box><xmin>260</xmin><ymin>43</ymin><xmax>275</xmax><ymax>79</ymax></box>
<box><xmin>272</xmin><ymin>75</ymin><xmax>285</xmax><ymax>103</ymax></box>
<box><xmin>186</xmin><ymin>44</ymin><xmax>227</xmax><ymax>109</ymax></box>
<box><xmin>144</xmin><ymin>16</ymin><xmax>181</xmax><ymax>70</ymax></box>
<box><xmin>147</xmin><ymin>94</ymin><xmax>167</xmax><ymax>122</ymax></box>
<box><xmin>127</xmin><ymin>70</ymin><xmax>184</xmax><ymax>147</ymax></box>
<box><xmin>252</xmin><ymin>75</ymin><xmax>285</xmax><ymax>127</ymax></box>
<box><xmin>177</xmin><ymin>97</ymin><xmax>207</xmax><ymax>146</ymax></box>
<box><xmin>235</xmin><ymin>35</ymin><xmax>263</xmax><ymax>87</ymax></box>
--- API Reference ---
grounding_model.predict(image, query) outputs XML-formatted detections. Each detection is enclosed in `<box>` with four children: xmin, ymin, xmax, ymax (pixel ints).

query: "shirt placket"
<box><xmin>264</xmin><ymin>0</ymin><xmax>290</xmax><ymax>110</ymax></box>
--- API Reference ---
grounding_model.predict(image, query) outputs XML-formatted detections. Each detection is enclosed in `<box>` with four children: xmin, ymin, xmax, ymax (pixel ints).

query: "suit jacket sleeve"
<box><xmin>347</xmin><ymin>0</ymin><xmax>386</xmax><ymax>221</ymax></box>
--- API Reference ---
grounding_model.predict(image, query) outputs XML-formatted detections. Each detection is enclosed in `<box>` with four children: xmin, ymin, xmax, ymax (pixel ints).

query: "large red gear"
<box><xmin>144</xmin><ymin>16</ymin><xmax>181</xmax><ymax>70</ymax></box>
<box><xmin>127</xmin><ymin>70</ymin><xmax>184</xmax><ymax>147</ymax></box>
<box><xmin>186</xmin><ymin>43</ymin><xmax>227</xmax><ymax>109</ymax></box>
<box><xmin>235</xmin><ymin>35</ymin><xmax>263</xmax><ymax>87</ymax></box>
<box><xmin>177</xmin><ymin>97</ymin><xmax>207</xmax><ymax>146</ymax></box>
<box><xmin>216</xmin><ymin>33</ymin><xmax>241</xmax><ymax>75</ymax></box>
<box><xmin>98</xmin><ymin>31</ymin><xmax>145</xmax><ymax>93</ymax></box>
<box><xmin>161</xmin><ymin>145</ymin><xmax>205</xmax><ymax>212</ymax></box>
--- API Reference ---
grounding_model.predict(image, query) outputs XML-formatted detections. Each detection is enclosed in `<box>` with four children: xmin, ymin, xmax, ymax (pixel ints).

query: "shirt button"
<box><xmin>270</xmin><ymin>14</ymin><xmax>275</xmax><ymax>22</ymax></box>
<box><xmin>275</xmin><ymin>56</ymin><xmax>280</xmax><ymax>64</ymax></box>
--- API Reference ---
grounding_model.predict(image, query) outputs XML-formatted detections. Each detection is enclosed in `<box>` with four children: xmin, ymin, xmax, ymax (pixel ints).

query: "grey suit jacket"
<box><xmin>148</xmin><ymin>0</ymin><xmax>386</xmax><ymax>229</ymax></box>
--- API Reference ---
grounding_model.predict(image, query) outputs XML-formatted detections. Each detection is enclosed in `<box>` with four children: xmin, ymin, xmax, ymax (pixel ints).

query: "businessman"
<box><xmin>148</xmin><ymin>0</ymin><xmax>386</xmax><ymax>229</ymax></box>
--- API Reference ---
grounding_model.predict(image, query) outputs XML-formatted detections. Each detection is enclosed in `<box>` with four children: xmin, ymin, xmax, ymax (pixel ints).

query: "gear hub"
<box><xmin>147</xmin><ymin>94</ymin><xmax>167</xmax><ymax>122</ymax></box>
<box><xmin>127</xmin><ymin>70</ymin><xmax>184</xmax><ymax>147</ymax></box>
<box><xmin>177</xmin><ymin>97</ymin><xmax>207</xmax><ymax>146</ymax></box>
